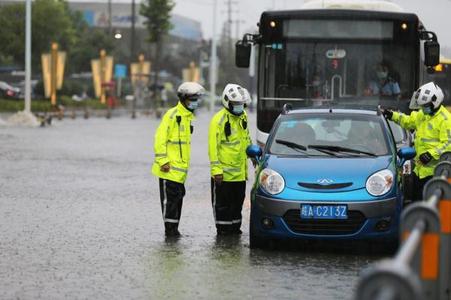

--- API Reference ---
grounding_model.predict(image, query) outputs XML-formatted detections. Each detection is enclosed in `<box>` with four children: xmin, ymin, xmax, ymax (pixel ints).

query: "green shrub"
<box><xmin>0</xmin><ymin>98</ymin><xmax>106</xmax><ymax>112</ymax></box>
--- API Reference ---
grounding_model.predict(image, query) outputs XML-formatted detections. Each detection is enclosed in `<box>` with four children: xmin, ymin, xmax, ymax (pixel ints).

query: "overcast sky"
<box><xmin>72</xmin><ymin>0</ymin><xmax>451</xmax><ymax>50</ymax></box>
<box><xmin>171</xmin><ymin>0</ymin><xmax>451</xmax><ymax>51</ymax></box>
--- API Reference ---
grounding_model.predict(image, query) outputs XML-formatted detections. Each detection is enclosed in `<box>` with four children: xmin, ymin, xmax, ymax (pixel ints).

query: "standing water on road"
<box><xmin>0</xmin><ymin>110</ymin><xmax>381</xmax><ymax>299</ymax></box>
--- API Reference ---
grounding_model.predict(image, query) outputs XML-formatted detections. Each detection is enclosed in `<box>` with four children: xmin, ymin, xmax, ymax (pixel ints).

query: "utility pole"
<box><xmin>226</xmin><ymin>0</ymin><xmax>232</xmax><ymax>51</ymax></box>
<box><xmin>131</xmin><ymin>0</ymin><xmax>136</xmax><ymax>118</ymax></box>
<box><xmin>224</xmin><ymin>0</ymin><xmax>238</xmax><ymax>52</ymax></box>
<box><xmin>234</xmin><ymin>19</ymin><xmax>245</xmax><ymax>41</ymax></box>
<box><xmin>24</xmin><ymin>0</ymin><xmax>31</xmax><ymax>113</ymax></box>
<box><xmin>209</xmin><ymin>0</ymin><xmax>218</xmax><ymax>111</ymax></box>
<box><xmin>108</xmin><ymin>0</ymin><xmax>112</xmax><ymax>34</ymax></box>
<box><xmin>131</xmin><ymin>0</ymin><xmax>136</xmax><ymax>60</ymax></box>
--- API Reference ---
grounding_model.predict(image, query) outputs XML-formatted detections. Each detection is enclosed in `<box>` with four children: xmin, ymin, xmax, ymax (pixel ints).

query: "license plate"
<box><xmin>300</xmin><ymin>204</ymin><xmax>348</xmax><ymax>219</ymax></box>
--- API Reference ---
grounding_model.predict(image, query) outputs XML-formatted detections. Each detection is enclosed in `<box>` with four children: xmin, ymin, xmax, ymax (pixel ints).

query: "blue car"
<box><xmin>246</xmin><ymin>108</ymin><xmax>415</xmax><ymax>249</ymax></box>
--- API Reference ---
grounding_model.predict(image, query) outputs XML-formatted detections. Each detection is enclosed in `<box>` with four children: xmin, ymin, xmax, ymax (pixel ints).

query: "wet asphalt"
<box><xmin>0</xmin><ymin>108</ymin><xmax>382</xmax><ymax>299</ymax></box>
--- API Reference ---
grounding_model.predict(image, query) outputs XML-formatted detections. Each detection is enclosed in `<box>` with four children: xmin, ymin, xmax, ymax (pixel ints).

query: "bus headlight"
<box><xmin>366</xmin><ymin>169</ymin><xmax>394</xmax><ymax>196</ymax></box>
<box><xmin>259</xmin><ymin>168</ymin><xmax>285</xmax><ymax>195</ymax></box>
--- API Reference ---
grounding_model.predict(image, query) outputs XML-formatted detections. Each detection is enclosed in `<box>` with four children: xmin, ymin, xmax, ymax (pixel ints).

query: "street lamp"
<box><xmin>114</xmin><ymin>30</ymin><xmax>122</xmax><ymax>40</ymax></box>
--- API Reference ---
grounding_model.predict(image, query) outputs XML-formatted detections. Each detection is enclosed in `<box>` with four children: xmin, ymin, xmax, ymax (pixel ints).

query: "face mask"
<box><xmin>187</xmin><ymin>101</ymin><xmax>198</xmax><ymax>111</ymax></box>
<box><xmin>376</xmin><ymin>71</ymin><xmax>388</xmax><ymax>80</ymax></box>
<box><xmin>231</xmin><ymin>104</ymin><xmax>244</xmax><ymax>115</ymax></box>
<box><xmin>422</xmin><ymin>105</ymin><xmax>434</xmax><ymax>115</ymax></box>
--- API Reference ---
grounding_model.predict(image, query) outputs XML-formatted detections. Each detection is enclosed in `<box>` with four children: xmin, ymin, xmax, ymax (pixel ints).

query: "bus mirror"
<box><xmin>236</xmin><ymin>40</ymin><xmax>251</xmax><ymax>68</ymax></box>
<box><xmin>424</xmin><ymin>40</ymin><xmax>440</xmax><ymax>67</ymax></box>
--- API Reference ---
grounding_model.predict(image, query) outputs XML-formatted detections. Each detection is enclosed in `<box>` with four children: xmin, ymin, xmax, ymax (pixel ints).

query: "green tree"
<box><xmin>140</xmin><ymin>0</ymin><xmax>174</xmax><ymax>92</ymax></box>
<box><xmin>0</xmin><ymin>0</ymin><xmax>115</xmax><ymax>75</ymax></box>
<box><xmin>0</xmin><ymin>0</ymin><xmax>76</xmax><ymax>72</ymax></box>
<box><xmin>65</xmin><ymin>9</ymin><xmax>115</xmax><ymax>74</ymax></box>
<box><xmin>0</xmin><ymin>4</ymin><xmax>26</xmax><ymax>66</ymax></box>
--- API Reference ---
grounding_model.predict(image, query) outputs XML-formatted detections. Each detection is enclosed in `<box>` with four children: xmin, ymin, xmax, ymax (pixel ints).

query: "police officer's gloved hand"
<box><xmin>419</xmin><ymin>152</ymin><xmax>433</xmax><ymax>165</ymax></box>
<box><xmin>382</xmin><ymin>109</ymin><xmax>393</xmax><ymax>120</ymax></box>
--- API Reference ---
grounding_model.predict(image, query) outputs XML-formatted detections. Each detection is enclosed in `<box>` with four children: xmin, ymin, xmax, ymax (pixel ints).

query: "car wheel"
<box><xmin>249</xmin><ymin>217</ymin><xmax>265</xmax><ymax>249</ymax></box>
<box><xmin>368</xmin><ymin>238</ymin><xmax>399</xmax><ymax>255</ymax></box>
<box><xmin>249</xmin><ymin>226</ymin><xmax>264</xmax><ymax>249</ymax></box>
<box><xmin>402</xmin><ymin>174</ymin><xmax>415</xmax><ymax>205</ymax></box>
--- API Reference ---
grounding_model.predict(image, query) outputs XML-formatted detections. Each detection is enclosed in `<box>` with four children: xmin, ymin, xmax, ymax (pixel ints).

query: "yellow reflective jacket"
<box><xmin>151</xmin><ymin>102</ymin><xmax>195</xmax><ymax>183</ymax></box>
<box><xmin>392</xmin><ymin>105</ymin><xmax>451</xmax><ymax>178</ymax></box>
<box><xmin>208</xmin><ymin>108</ymin><xmax>252</xmax><ymax>181</ymax></box>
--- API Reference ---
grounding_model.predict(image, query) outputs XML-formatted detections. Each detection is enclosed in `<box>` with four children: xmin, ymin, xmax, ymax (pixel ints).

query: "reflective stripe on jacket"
<box><xmin>208</xmin><ymin>108</ymin><xmax>252</xmax><ymax>181</ymax></box>
<box><xmin>151</xmin><ymin>102</ymin><xmax>194</xmax><ymax>183</ymax></box>
<box><xmin>392</xmin><ymin>106</ymin><xmax>451</xmax><ymax>178</ymax></box>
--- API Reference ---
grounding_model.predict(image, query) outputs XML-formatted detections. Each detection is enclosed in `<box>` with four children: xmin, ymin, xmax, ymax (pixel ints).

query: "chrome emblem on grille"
<box><xmin>317</xmin><ymin>178</ymin><xmax>334</xmax><ymax>184</ymax></box>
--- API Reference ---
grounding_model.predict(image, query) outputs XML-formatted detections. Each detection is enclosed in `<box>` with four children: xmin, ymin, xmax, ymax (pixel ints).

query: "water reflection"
<box><xmin>145</xmin><ymin>235</ymin><xmax>382</xmax><ymax>300</ymax></box>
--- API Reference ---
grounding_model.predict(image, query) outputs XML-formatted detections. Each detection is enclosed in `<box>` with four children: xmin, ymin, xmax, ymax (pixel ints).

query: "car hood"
<box><xmin>264</xmin><ymin>155</ymin><xmax>393</xmax><ymax>193</ymax></box>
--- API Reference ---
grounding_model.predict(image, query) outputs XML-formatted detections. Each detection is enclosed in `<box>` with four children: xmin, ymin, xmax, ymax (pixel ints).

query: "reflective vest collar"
<box><xmin>176</xmin><ymin>101</ymin><xmax>195</xmax><ymax>118</ymax></box>
<box><xmin>221</xmin><ymin>107</ymin><xmax>247</xmax><ymax>121</ymax></box>
<box><xmin>437</xmin><ymin>106</ymin><xmax>449</xmax><ymax>121</ymax></box>
<box><xmin>428</xmin><ymin>105</ymin><xmax>448</xmax><ymax>121</ymax></box>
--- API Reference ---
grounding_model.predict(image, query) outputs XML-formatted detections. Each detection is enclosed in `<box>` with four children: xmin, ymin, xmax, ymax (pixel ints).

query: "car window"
<box><xmin>269</xmin><ymin>113</ymin><xmax>389</xmax><ymax>156</ymax></box>
<box><xmin>388</xmin><ymin>120</ymin><xmax>406</xmax><ymax>145</ymax></box>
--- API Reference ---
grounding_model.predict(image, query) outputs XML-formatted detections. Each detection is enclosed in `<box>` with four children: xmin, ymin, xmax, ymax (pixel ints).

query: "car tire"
<box><xmin>249</xmin><ymin>217</ymin><xmax>265</xmax><ymax>249</ymax></box>
<box><xmin>402</xmin><ymin>173</ymin><xmax>415</xmax><ymax>205</ymax></box>
<box><xmin>368</xmin><ymin>238</ymin><xmax>399</xmax><ymax>255</ymax></box>
<box><xmin>249</xmin><ymin>226</ymin><xmax>264</xmax><ymax>249</ymax></box>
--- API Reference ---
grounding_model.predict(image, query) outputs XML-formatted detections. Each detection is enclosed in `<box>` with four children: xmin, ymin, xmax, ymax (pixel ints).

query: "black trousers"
<box><xmin>159</xmin><ymin>178</ymin><xmax>186</xmax><ymax>231</ymax></box>
<box><xmin>211</xmin><ymin>178</ymin><xmax>246</xmax><ymax>232</ymax></box>
<box><xmin>412</xmin><ymin>174</ymin><xmax>433</xmax><ymax>202</ymax></box>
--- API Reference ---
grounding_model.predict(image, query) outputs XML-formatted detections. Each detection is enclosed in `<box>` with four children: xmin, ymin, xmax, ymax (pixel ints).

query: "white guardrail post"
<box><xmin>355</xmin><ymin>152</ymin><xmax>451</xmax><ymax>300</ymax></box>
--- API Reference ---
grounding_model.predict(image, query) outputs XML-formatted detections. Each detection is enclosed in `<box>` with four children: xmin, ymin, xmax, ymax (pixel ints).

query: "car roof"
<box><xmin>285</xmin><ymin>107</ymin><xmax>380</xmax><ymax>116</ymax></box>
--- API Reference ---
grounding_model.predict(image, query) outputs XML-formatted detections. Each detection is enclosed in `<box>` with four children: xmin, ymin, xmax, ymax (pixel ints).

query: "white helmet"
<box><xmin>409</xmin><ymin>82</ymin><xmax>444</xmax><ymax>110</ymax></box>
<box><xmin>221</xmin><ymin>84</ymin><xmax>250</xmax><ymax>108</ymax></box>
<box><xmin>177</xmin><ymin>82</ymin><xmax>205</xmax><ymax>101</ymax></box>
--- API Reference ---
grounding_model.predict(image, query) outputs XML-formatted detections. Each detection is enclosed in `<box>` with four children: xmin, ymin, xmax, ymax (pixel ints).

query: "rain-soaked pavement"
<box><xmin>0</xmin><ymin>108</ymin><xmax>383</xmax><ymax>299</ymax></box>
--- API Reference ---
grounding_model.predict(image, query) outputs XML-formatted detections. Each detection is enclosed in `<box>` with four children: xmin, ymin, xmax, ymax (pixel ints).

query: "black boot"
<box><xmin>165</xmin><ymin>223</ymin><xmax>181</xmax><ymax>237</ymax></box>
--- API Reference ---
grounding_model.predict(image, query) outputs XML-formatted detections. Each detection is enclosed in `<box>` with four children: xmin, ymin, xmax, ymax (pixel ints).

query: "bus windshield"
<box><xmin>258</xmin><ymin>41</ymin><xmax>416</xmax><ymax>132</ymax></box>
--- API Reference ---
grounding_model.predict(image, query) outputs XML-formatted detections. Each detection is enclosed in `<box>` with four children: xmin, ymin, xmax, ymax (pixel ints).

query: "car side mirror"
<box><xmin>397</xmin><ymin>147</ymin><xmax>416</xmax><ymax>167</ymax></box>
<box><xmin>235</xmin><ymin>40</ymin><xmax>251</xmax><ymax>68</ymax></box>
<box><xmin>246</xmin><ymin>144</ymin><xmax>262</xmax><ymax>160</ymax></box>
<box><xmin>424</xmin><ymin>40</ymin><xmax>440</xmax><ymax>68</ymax></box>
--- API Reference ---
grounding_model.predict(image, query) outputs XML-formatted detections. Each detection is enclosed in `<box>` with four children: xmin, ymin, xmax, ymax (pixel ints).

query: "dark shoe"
<box><xmin>165</xmin><ymin>229</ymin><xmax>181</xmax><ymax>237</ymax></box>
<box><xmin>217</xmin><ymin>229</ymin><xmax>232</xmax><ymax>236</ymax></box>
<box><xmin>231</xmin><ymin>229</ymin><xmax>242</xmax><ymax>235</ymax></box>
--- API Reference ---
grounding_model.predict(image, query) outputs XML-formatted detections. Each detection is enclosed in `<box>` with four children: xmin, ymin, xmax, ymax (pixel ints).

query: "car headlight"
<box><xmin>366</xmin><ymin>169</ymin><xmax>394</xmax><ymax>196</ymax></box>
<box><xmin>259</xmin><ymin>168</ymin><xmax>285</xmax><ymax>195</ymax></box>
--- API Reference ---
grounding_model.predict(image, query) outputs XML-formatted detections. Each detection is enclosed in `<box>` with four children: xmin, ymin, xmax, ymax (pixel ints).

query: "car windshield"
<box><xmin>269</xmin><ymin>112</ymin><xmax>390</xmax><ymax>157</ymax></box>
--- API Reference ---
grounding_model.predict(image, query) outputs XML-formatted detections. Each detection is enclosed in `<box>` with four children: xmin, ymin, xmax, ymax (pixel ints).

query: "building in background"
<box><xmin>0</xmin><ymin>0</ymin><xmax>205</xmax><ymax>82</ymax></box>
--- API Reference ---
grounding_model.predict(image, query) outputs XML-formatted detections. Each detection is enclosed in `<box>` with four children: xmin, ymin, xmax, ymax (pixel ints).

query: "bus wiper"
<box><xmin>275</xmin><ymin>139</ymin><xmax>307</xmax><ymax>153</ymax></box>
<box><xmin>308</xmin><ymin>145</ymin><xmax>377</xmax><ymax>157</ymax></box>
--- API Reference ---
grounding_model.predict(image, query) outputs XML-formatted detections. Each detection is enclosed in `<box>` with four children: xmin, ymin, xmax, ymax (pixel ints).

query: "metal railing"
<box><xmin>356</xmin><ymin>151</ymin><xmax>451</xmax><ymax>300</ymax></box>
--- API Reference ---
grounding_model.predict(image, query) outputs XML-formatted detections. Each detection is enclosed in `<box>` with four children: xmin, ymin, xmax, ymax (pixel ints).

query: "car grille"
<box><xmin>283</xmin><ymin>210</ymin><xmax>366</xmax><ymax>235</ymax></box>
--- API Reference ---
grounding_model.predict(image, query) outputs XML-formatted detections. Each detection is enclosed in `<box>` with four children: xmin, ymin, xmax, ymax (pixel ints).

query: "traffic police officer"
<box><xmin>208</xmin><ymin>84</ymin><xmax>252</xmax><ymax>235</ymax></box>
<box><xmin>152</xmin><ymin>82</ymin><xmax>205</xmax><ymax>236</ymax></box>
<box><xmin>383</xmin><ymin>82</ymin><xmax>451</xmax><ymax>201</ymax></box>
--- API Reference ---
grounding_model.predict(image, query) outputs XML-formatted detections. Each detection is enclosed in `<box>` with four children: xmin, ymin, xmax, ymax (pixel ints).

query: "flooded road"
<box><xmin>0</xmin><ymin>109</ymin><xmax>381</xmax><ymax>299</ymax></box>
